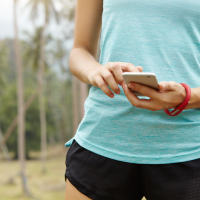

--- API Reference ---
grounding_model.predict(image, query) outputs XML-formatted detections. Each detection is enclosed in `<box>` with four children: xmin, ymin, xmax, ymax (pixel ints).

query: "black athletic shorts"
<box><xmin>65</xmin><ymin>140</ymin><xmax>200</xmax><ymax>200</ymax></box>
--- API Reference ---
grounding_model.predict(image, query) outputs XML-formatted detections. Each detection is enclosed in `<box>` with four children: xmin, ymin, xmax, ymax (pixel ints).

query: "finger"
<box><xmin>159</xmin><ymin>81</ymin><xmax>168</xmax><ymax>91</ymax></box>
<box><xmin>159</xmin><ymin>81</ymin><xmax>177</xmax><ymax>91</ymax></box>
<box><xmin>136</xmin><ymin>66</ymin><xmax>143</xmax><ymax>72</ymax></box>
<box><xmin>108</xmin><ymin>63</ymin><xmax>124</xmax><ymax>85</ymax></box>
<box><xmin>122</xmin><ymin>83</ymin><xmax>140</xmax><ymax>103</ymax></box>
<box><xmin>111</xmin><ymin>63</ymin><xmax>143</xmax><ymax>85</ymax></box>
<box><xmin>95</xmin><ymin>76</ymin><xmax>114</xmax><ymax>98</ymax></box>
<box><xmin>119</xmin><ymin>62</ymin><xmax>141</xmax><ymax>73</ymax></box>
<box><xmin>128</xmin><ymin>82</ymin><xmax>159</xmax><ymax>99</ymax></box>
<box><xmin>101</xmin><ymin>70</ymin><xmax>120</xmax><ymax>94</ymax></box>
<box><xmin>122</xmin><ymin>83</ymin><xmax>159</xmax><ymax>110</ymax></box>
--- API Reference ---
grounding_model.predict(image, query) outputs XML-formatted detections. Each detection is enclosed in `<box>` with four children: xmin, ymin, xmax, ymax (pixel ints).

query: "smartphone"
<box><xmin>122</xmin><ymin>72</ymin><xmax>159</xmax><ymax>96</ymax></box>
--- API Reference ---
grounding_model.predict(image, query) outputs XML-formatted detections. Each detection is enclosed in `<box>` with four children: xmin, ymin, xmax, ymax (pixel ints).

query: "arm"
<box><xmin>69</xmin><ymin>0</ymin><xmax>143</xmax><ymax>98</ymax></box>
<box><xmin>186</xmin><ymin>87</ymin><xmax>200</xmax><ymax>109</ymax></box>
<box><xmin>69</xmin><ymin>0</ymin><xmax>103</xmax><ymax>84</ymax></box>
<box><xmin>121</xmin><ymin>81</ymin><xmax>200</xmax><ymax>111</ymax></box>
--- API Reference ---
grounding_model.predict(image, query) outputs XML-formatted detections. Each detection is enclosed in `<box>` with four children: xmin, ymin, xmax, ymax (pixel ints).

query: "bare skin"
<box><xmin>69</xmin><ymin>0</ymin><xmax>143</xmax><ymax>99</ymax></box>
<box><xmin>65</xmin><ymin>179</ymin><xmax>92</xmax><ymax>200</ymax></box>
<box><xmin>70</xmin><ymin>0</ymin><xmax>200</xmax><ymax>109</ymax></box>
<box><xmin>122</xmin><ymin>81</ymin><xmax>200</xmax><ymax>111</ymax></box>
<box><xmin>66</xmin><ymin>0</ymin><xmax>200</xmax><ymax>198</ymax></box>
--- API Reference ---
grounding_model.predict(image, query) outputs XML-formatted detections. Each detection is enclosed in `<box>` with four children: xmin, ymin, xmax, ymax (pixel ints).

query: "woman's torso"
<box><xmin>66</xmin><ymin>0</ymin><xmax>200</xmax><ymax>164</ymax></box>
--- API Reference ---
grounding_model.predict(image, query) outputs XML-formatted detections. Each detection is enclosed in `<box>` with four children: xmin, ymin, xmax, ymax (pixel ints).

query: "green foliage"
<box><xmin>0</xmin><ymin>77</ymin><xmax>56</xmax><ymax>158</ymax></box>
<box><xmin>0</xmin><ymin>0</ymin><xmax>75</xmax><ymax>159</ymax></box>
<box><xmin>0</xmin><ymin>83</ymin><xmax>18</xmax><ymax>157</ymax></box>
<box><xmin>45</xmin><ymin>71</ymin><xmax>73</xmax><ymax>142</ymax></box>
<box><xmin>0</xmin><ymin>41</ymin><xmax>10</xmax><ymax>88</ymax></box>
<box><xmin>0</xmin><ymin>37</ymin><xmax>73</xmax><ymax>158</ymax></box>
<box><xmin>22</xmin><ymin>27</ymin><xmax>52</xmax><ymax>71</ymax></box>
<box><xmin>0</xmin><ymin>41</ymin><xmax>9</xmax><ymax>68</ymax></box>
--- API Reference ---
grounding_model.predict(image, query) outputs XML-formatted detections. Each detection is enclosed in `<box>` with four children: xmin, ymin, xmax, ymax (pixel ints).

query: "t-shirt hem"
<box><xmin>69</xmin><ymin>134</ymin><xmax>200</xmax><ymax>164</ymax></box>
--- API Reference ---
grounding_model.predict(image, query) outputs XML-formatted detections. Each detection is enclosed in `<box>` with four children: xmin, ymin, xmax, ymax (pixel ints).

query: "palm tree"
<box><xmin>13</xmin><ymin>0</ymin><xmax>30</xmax><ymax>195</ymax></box>
<box><xmin>0</xmin><ymin>42</ymin><xmax>11</xmax><ymax>161</ymax></box>
<box><xmin>23</xmin><ymin>26</ymin><xmax>51</xmax><ymax>173</ymax></box>
<box><xmin>0</xmin><ymin>41</ymin><xmax>9</xmax><ymax>88</ymax></box>
<box><xmin>26</xmin><ymin>0</ymin><xmax>62</xmax><ymax>173</ymax></box>
<box><xmin>23</xmin><ymin>27</ymin><xmax>51</xmax><ymax>71</ymax></box>
<box><xmin>23</xmin><ymin>29</ymin><xmax>50</xmax><ymax>161</ymax></box>
<box><xmin>0</xmin><ymin>28</ymin><xmax>51</xmax><ymax>149</ymax></box>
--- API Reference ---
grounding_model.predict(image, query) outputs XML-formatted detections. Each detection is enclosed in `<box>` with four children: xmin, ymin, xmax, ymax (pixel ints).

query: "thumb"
<box><xmin>136</xmin><ymin>66</ymin><xmax>143</xmax><ymax>72</ymax></box>
<box><xmin>159</xmin><ymin>81</ymin><xmax>170</xmax><ymax>91</ymax></box>
<box><xmin>159</xmin><ymin>81</ymin><xmax>177</xmax><ymax>91</ymax></box>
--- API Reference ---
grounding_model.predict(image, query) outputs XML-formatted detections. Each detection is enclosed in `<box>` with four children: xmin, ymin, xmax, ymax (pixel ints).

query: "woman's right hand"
<box><xmin>87</xmin><ymin>62</ymin><xmax>143</xmax><ymax>98</ymax></box>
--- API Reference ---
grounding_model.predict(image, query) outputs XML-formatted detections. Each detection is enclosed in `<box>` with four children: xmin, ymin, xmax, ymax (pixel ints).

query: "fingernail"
<box><xmin>122</xmin><ymin>83</ymin><xmax>127</xmax><ymax>91</ymax></box>
<box><xmin>162</xmin><ymin>83</ymin><xmax>166</xmax><ymax>90</ymax></box>
<box><xmin>119</xmin><ymin>81</ymin><xmax>125</xmax><ymax>86</ymax></box>
<box><xmin>116</xmin><ymin>89</ymin><xmax>120</xmax><ymax>94</ymax></box>
<box><xmin>110</xmin><ymin>93</ymin><xmax>114</xmax><ymax>98</ymax></box>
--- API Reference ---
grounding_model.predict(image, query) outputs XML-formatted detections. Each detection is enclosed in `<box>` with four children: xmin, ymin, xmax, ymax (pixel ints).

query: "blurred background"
<box><xmin>0</xmin><ymin>0</ymin><xmax>100</xmax><ymax>199</ymax></box>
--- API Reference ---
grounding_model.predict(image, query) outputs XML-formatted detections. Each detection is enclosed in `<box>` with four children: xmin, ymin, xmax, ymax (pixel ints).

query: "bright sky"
<box><xmin>0</xmin><ymin>0</ymin><xmax>74</xmax><ymax>76</ymax></box>
<box><xmin>0</xmin><ymin>1</ymin><xmax>14</xmax><ymax>38</ymax></box>
<box><xmin>0</xmin><ymin>0</ymin><xmax>32</xmax><ymax>38</ymax></box>
<box><xmin>0</xmin><ymin>0</ymin><xmax>65</xmax><ymax>39</ymax></box>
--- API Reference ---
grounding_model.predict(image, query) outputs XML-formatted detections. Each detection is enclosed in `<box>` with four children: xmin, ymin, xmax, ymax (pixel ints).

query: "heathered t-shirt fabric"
<box><xmin>65</xmin><ymin>0</ymin><xmax>200</xmax><ymax>164</ymax></box>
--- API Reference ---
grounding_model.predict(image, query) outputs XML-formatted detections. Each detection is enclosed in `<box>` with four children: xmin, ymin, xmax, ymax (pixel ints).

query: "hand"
<box><xmin>87</xmin><ymin>62</ymin><xmax>143</xmax><ymax>98</ymax></box>
<box><xmin>122</xmin><ymin>81</ymin><xmax>186</xmax><ymax>111</ymax></box>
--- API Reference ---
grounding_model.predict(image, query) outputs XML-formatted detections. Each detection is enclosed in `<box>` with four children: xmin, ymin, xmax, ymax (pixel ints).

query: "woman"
<box><xmin>65</xmin><ymin>0</ymin><xmax>200</xmax><ymax>199</ymax></box>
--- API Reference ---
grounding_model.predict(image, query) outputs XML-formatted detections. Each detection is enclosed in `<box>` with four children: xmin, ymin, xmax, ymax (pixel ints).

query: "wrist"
<box><xmin>185</xmin><ymin>88</ymin><xmax>200</xmax><ymax>110</ymax></box>
<box><xmin>84</xmin><ymin>64</ymin><xmax>102</xmax><ymax>84</ymax></box>
<box><xmin>164</xmin><ymin>83</ymin><xmax>191</xmax><ymax>116</ymax></box>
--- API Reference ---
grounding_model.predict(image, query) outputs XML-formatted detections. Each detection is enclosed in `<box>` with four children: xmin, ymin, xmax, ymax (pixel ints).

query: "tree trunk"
<box><xmin>13</xmin><ymin>0</ymin><xmax>30</xmax><ymax>195</ymax></box>
<box><xmin>38</xmin><ymin>24</ymin><xmax>47</xmax><ymax>174</ymax></box>
<box><xmin>72</xmin><ymin>76</ymin><xmax>79</xmax><ymax>135</ymax></box>
<box><xmin>0</xmin><ymin>86</ymin><xmax>40</xmax><ymax>147</ymax></box>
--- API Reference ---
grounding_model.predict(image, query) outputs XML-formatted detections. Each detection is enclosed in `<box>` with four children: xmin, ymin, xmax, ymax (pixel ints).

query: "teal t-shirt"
<box><xmin>65</xmin><ymin>0</ymin><xmax>200</xmax><ymax>164</ymax></box>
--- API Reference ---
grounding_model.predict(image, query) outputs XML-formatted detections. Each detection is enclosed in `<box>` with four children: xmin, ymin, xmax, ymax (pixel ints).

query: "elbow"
<box><xmin>68</xmin><ymin>50</ymin><xmax>73</xmax><ymax>74</ymax></box>
<box><xmin>68</xmin><ymin>48</ymin><xmax>77</xmax><ymax>75</ymax></box>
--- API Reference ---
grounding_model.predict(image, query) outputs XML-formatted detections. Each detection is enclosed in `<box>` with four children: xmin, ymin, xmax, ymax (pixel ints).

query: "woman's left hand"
<box><xmin>122</xmin><ymin>81</ymin><xmax>186</xmax><ymax>111</ymax></box>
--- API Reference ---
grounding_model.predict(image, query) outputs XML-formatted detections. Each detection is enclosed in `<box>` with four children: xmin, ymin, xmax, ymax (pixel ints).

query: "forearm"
<box><xmin>185</xmin><ymin>87</ymin><xmax>200</xmax><ymax>109</ymax></box>
<box><xmin>69</xmin><ymin>47</ymin><xmax>102</xmax><ymax>84</ymax></box>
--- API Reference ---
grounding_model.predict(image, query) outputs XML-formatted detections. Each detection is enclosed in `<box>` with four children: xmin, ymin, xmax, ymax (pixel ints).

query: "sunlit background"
<box><xmin>0</xmin><ymin>0</ymin><xmax>91</xmax><ymax>199</ymax></box>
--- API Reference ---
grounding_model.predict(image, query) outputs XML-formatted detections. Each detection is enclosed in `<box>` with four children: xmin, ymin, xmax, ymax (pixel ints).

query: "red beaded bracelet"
<box><xmin>164</xmin><ymin>83</ymin><xmax>191</xmax><ymax>116</ymax></box>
